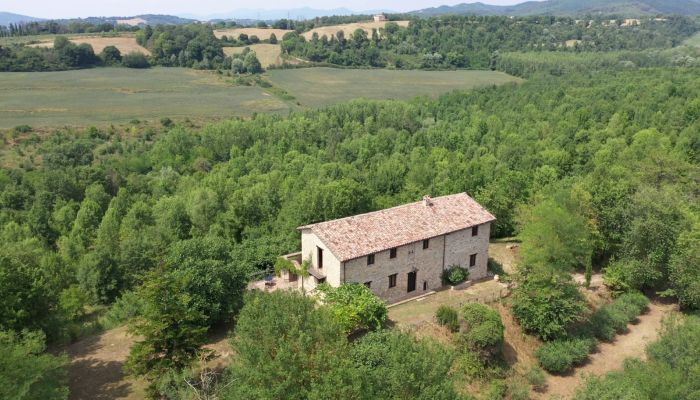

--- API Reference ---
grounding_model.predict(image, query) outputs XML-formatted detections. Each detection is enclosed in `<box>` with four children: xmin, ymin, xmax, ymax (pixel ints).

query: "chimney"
<box><xmin>423</xmin><ymin>195</ymin><xmax>433</xmax><ymax>207</ymax></box>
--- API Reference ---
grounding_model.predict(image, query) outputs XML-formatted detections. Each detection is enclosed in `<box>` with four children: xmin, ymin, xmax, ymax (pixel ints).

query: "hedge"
<box><xmin>536</xmin><ymin>338</ymin><xmax>596</xmax><ymax>374</ymax></box>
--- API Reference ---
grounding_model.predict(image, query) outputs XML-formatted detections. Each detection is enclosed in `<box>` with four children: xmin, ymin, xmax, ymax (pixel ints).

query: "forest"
<box><xmin>1</xmin><ymin>57</ymin><xmax>699</xmax><ymax>397</ymax></box>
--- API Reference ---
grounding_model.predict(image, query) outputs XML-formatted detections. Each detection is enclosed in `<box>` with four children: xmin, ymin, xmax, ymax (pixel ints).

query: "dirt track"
<box><xmin>541</xmin><ymin>301</ymin><xmax>677</xmax><ymax>399</ymax></box>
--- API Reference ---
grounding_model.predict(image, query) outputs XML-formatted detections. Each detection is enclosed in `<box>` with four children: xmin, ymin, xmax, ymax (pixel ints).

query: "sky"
<box><xmin>4</xmin><ymin>0</ymin><xmax>529</xmax><ymax>19</ymax></box>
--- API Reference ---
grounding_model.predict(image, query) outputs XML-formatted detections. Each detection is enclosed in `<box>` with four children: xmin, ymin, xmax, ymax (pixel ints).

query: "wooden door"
<box><xmin>407</xmin><ymin>271</ymin><xmax>416</xmax><ymax>293</ymax></box>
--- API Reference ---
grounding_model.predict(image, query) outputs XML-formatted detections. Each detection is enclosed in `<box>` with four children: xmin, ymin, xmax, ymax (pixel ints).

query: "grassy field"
<box><xmin>0</xmin><ymin>68</ymin><xmax>289</xmax><ymax>128</ymax></box>
<box><xmin>28</xmin><ymin>36</ymin><xmax>150</xmax><ymax>55</ymax></box>
<box><xmin>302</xmin><ymin>21</ymin><xmax>410</xmax><ymax>40</ymax></box>
<box><xmin>214</xmin><ymin>27</ymin><xmax>292</xmax><ymax>40</ymax></box>
<box><xmin>224</xmin><ymin>44</ymin><xmax>284</xmax><ymax>68</ymax></box>
<box><xmin>268</xmin><ymin>68</ymin><xmax>523</xmax><ymax>108</ymax></box>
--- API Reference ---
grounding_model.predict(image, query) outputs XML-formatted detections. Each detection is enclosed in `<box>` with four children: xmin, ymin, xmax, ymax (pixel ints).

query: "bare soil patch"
<box><xmin>223</xmin><ymin>44</ymin><xmax>285</xmax><ymax>68</ymax></box>
<box><xmin>488</xmin><ymin>241</ymin><xmax>520</xmax><ymax>274</ymax></box>
<box><xmin>302</xmin><ymin>20</ymin><xmax>410</xmax><ymax>40</ymax></box>
<box><xmin>540</xmin><ymin>301</ymin><xmax>678</xmax><ymax>399</ymax></box>
<box><xmin>64</xmin><ymin>325</ymin><xmax>233</xmax><ymax>400</ymax></box>
<box><xmin>30</xmin><ymin>36</ymin><xmax>151</xmax><ymax>55</ymax></box>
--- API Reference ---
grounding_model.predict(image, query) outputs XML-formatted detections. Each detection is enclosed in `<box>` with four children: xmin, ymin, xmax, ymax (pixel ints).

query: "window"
<box><xmin>367</xmin><ymin>254</ymin><xmax>375</xmax><ymax>265</ymax></box>
<box><xmin>422</xmin><ymin>239</ymin><xmax>430</xmax><ymax>249</ymax></box>
<box><xmin>364</xmin><ymin>281</ymin><xmax>372</xmax><ymax>288</ymax></box>
<box><xmin>472</xmin><ymin>225</ymin><xmax>479</xmax><ymax>237</ymax></box>
<box><xmin>388</xmin><ymin>273</ymin><xmax>397</xmax><ymax>288</ymax></box>
<box><xmin>470</xmin><ymin>253</ymin><xmax>477</xmax><ymax>267</ymax></box>
<box><xmin>423</xmin><ymin>281</ymin><xmax>428</xmax><ymax>291</ymax></box>
<box><xmin>317</xmin><ymin>246</ymin><xmax>324</xmax><ymax>269</ymax></box>
<box><xmin>389</xmin><ymin>248</ymin><xmax>397</xmax><ymax>259</ymax></box>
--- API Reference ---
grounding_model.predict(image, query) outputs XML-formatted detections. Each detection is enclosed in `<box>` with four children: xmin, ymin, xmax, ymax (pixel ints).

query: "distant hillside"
<box><xmin>412</xmin><ymin>0</ymin><xmax>700</xmax><ymax>17</ymax></box>
<box><xmin>189</xmin><ymin>7</ymin><xmax>394</xmax><ymax>21</ymax></box>
<box><xmin>0</xmin><ymin>11</ymin><xmax>44</xmax><ymax>25</ymax></box>
<box><xmin>66</xmin><ymin>14</ymin><xmax>195</xmax><ymax>25</ymax></box>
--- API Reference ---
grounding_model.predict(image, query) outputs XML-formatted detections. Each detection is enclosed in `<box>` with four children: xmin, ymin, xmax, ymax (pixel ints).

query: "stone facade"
<box><xmin>301</xmin><ymin>222</ymin><xmax>492</xmax><ymax>303</ymax></box>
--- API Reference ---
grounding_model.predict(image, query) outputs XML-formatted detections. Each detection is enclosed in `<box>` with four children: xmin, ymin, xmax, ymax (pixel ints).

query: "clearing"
<box><xmin>224</xmin><ymin>44</ymin><xmax>285</xmax><ymax>68</ymax></box>
<box><xmin>28</xmin><ymin>35</ymin><xmax>150</xmax><ymax>55</ymax></box>
<box><xmin>541</xmin><ymin>301</ymin><xmax>678</xmax><ymax>399</ymax></box>
<box><xmin>0</xmin><ymin>67</ymin><xmax>289</xmax><ymax>128</ymax></box>
<box><xmin>683</xmin><ymin>32</ymin><xmax>700</xmax><ymax>47</ymax></box>
<box><xmin>302</xmin><ymin>20</ymin><xmax>410</xmax><ymax>40</ymax></box>
<box><xmin>214</xmin><ymin>27</ymin><xmax>292</xmax><ymax>41</ymax></box>
<box><xmin>268</xmin><ymin>68</ymin><xmax>523</xmax><ymax>108</ymax></box>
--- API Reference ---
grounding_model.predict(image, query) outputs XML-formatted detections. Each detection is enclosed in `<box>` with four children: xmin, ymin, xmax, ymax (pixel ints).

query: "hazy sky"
<box><xmin>5</xmin><ymin>0</ymin><xmax>529</xmax><ymax>19</ymax></box>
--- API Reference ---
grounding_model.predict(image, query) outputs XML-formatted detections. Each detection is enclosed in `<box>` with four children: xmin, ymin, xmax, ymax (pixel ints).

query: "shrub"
<box><xmin>460</xmin><ymin>303</ymin><xmax>504</xmax><ymax>359</ymax></box>
<box><xmin>536</xmin><ymin>338</ymin><xmax>594</xmax><ymax>374</ymax></box>
<box><xmin>122</xmin><ymin>52</ymin><xmax>150</xmax><ymax>68</ymax></box>
<box><xmin>435</xmin><ymin>305</ymin><xmax>459</xmax><ymax>332</ymax></box>
<box><xmin>99</xmin><ymin>290</ymin><xmax>145</xmax><ymax>329</ymax></box>
<box><xmin>511</xmin><ymin>272</ymin><xmax>587</xmax><ymax>340</ymax></box>
<box><xmin>442</xmin><ymin>265</ymin><xmax>469</xmax><ymax>285</ymax></box>
<box><xmin>526</xmin><ymin>366</ymin><xmax>548</xmax><ymax>391</ymax></box>
<box><xmin>316</xmin><ymin>283</ymin><xmax>387</xmax><ymax>333</ymax></box>
<box><xmin>508</xmin><ymin>378</ymin><xmax>531</xmax><ymax>400</ymax></box>
<box><xmin>590</xmin><ymin>293</ymin><xmax>648</xmax><ymax>341</ymax></box>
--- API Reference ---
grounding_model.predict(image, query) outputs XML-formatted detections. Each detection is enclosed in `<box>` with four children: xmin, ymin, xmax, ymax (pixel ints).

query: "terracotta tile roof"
<box><xmin>298</xmin><ymin>193</ymin><xmax>495</xmax><ymax>262</ymax></box>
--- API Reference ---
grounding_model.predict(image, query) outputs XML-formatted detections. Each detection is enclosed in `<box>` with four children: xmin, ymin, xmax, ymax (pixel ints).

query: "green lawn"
<box><xmin>268</xmin><ymin>68</ymin><xmax>523</xmax><ymax>108</ymax></box>
<box><xmin>0</xmin><ymin>68</ymin><xmax>289</xmax><ymax>128</ymax></box>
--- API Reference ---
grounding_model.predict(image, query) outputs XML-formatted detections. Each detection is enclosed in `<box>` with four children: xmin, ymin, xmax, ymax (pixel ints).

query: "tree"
<box><xmin>0</xmin><ymin>330</ymin><xmax>69</xmax><ymax>400</ymax></box>
<box><xmin>220</xmin><ymin>291</ymin><xmax>352</xmax><ymax>399</ymax></box>
<box><xmin>459</xmin><ymin>303</ymin><xmax>504</xmax><ymax>361</ymax></box>
<box><xmin>511</xmin><ymin>271</ymin><xmax>587</xmax><ymax>341</ymax></box>
<box><xmin>100</xmin><ymin>45</ymin><xmax>122</xmax><ymax>65</ymax></box>
<box><xmin>243</xmin><ymin>51</ymin><xmax>262</xmax><ymax>73</ymax></box>
<box><xmin>316</xmin><ymin>283</ymin><xmax>388</xmax><ymax>333</ymax></box>
<box><xmin>668</xmin><ymin>222</ymin><xmax>700</xmax><ymax>309</ymax></box>
<box><xmin>269</xmin><ymin>33</ymin><xmax>278</xmax><ymax>44</ymax></box>
<box><xmin>125</xmin><ymin>268</ymin><xmax>209</xmax><ymax>399</ymax></box>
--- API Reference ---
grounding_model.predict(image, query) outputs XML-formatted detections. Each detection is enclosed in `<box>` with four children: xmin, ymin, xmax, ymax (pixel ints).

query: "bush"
<box><xmin>122</xmin><ymin>52</ymin><xmax>150</xmax><ymax>68</ymax></box>
<box><xmin>460</xmin><ymin>303</ymin><xmax>504</xmax><ymax>359</ymax></box>
<box><xmin>442</xmin><ymin>265</ymin><xmax>469</xmax><ymax>285</ymax></box>
<box><xmin>316</xmin><ymin>283</ymin><xmax>387</xmax><ymax>333</ymax></box>
<box><xmin>526</xmin><ymin>366</ymin><xmax>548</xmax><ymax>391</ymax></box>
<box><xmin>99</xmin><ymin>290</ymin><xmax>145</xmax><ymax>329</ymax></box>
<box><xmin>536</xmin><ymin>338</ymin><xmax>594</xmax><ymax>374</ymax></box>
<box><xmin>590</xmin><ymin>292</ymin><xmax>648</xmax><ymax>341</ymax></box>
<box><xmin>511</xmin><ymin>272</ymin><xmax>587</xmax><ymax>340</ymax></box>
<box><xmin>435</xmin><ymin>305</ymin><xmax>459</xmax><ymax>332</ymax></box>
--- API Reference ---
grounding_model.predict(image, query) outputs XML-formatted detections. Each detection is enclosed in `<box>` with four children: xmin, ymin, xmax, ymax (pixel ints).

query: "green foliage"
<box><xmin>99</xmin><ymin>290</ymin><xmax>144</xmax><ymax>330</ymax></box>
<box><xmin>442</xmin><ymin>265</ymin><xmax>470</xmax><ymax>286</ymax></box>
<box><xmin>459</xmin><ymin>303</ymin><xmax>504</xmax><ymax>359</ymax></box>
<box><xmin>125</xmin><ymin>267</ymin><xmax>209</xmax><ymax>398</ymax></box>
<box><xmin>122</xmin><ymin>52</ymin><xmax>150</xmax><ymax>69</ymax></box>
<box><xmin>669</xmin><ymin>222</ymin><xmax>700</xmax><ymax>309</ymax></box>
<box><xmin>349</xmin><ymin>330</ymin><xmax>459</xmax><ymax>400</ymax></box>
<box><xmin>220</xmin><ymin>291</ymin><xmax>349</xmax><ymax>400</ymax></box>
<box><xmin>525</xmin><ymin>366</ymin><xmax>547</xmax><ymax>392</ymax></box>
<box><xmin>536</xmin><ymin>337</ymin><xmax>595</xmax><ymax>374</ymax></box>
<box><xmin>511</xmin><ymin>272</ymin><xmax>587</xmax><ymax>341</ymax></box>
<box><xmin>0</xmin><ymin>330</ymin><xmax>69</xmax><ymax>400</ymax></box>
<box><xmin>435</xmin><ymin>305</ymin><xmax>460</xmax><ymax>332</ymax></box>
<box><xmin>316</xmin><ymin>283</ymin><xmax>388</xmax><ymax>333</ymax></box>
<box><xmin>100</xmin><ymin>45</ymin><xmax>121</xmax><ymax>65</ymax></box>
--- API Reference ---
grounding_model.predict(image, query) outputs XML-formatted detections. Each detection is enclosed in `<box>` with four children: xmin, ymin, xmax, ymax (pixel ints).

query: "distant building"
<box><xmin>373</xmin><ymin>14</ymin><xmax>387</xmax><ymax>22</ymax></box>
<box><xmin>282</xmin><ymin>193</ymin><xmax>495</xmax><ymax>303</ymax></box>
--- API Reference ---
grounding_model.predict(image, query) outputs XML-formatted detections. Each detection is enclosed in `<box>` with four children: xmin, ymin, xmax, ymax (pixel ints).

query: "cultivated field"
<box><xmin>0</xmin><ymin>68</ymin><xmax>289</xmax><ymax>128</ymax></box>
<box><xmin>29</xmin><ymin>36</ymin><xmax>151</xmax><ymax>55</ymax></box>
<box><xmin>224</xmin><ymin>44</ymin><xmax>284</xmax><ymax>68</ymax></box>
<box><xmin>214</xmin><ymin>27</ymin><xmax>292</xmax><ymax>40</ymax></box>
<box><xmin>302</xmin><ymin>20</ymin><xmax>410</xmax><ymax>40</ymax></box>
<box><xmin>268</xmin><ymin>68</ymin><xmax>523</xmax><ymax>108</ymax></box>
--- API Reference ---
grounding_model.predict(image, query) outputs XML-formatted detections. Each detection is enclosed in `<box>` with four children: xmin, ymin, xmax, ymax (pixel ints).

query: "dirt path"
<box><xmin>64</xmin><ymin>325</ymin><xmax>232</xmax><ymax>400</ymax></box>
<box><xmin>542</xmin><ymin>302</ymin><xmax>677</xmax><ymax>399</ymax></box>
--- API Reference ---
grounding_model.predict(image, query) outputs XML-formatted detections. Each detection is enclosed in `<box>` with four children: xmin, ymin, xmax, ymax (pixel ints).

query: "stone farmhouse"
<box><xmin>282</xmin><ymin>193</ymin><xmax>496</xmax><ymax>303</ymax></box>
<box><xmin>373</xmin><ymin>14</ymin><xmax>388</xmax><ymax>22</ymax></box>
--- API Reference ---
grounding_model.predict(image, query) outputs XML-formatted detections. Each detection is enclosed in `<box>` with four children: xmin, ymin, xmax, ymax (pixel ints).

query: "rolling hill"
<box><xmin>0</xmin><ymin>11</ymin><xmax>44</xmax><ymax>25</ymax></box>
<box><xmin>412</xmin><ymin>0</ymin><xmax>700</xmax><ymax>17</ymax></box>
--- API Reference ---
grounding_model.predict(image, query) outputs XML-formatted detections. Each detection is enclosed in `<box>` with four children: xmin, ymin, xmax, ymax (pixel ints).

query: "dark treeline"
<box><xmin>0</xmin><ymin>20</ymin><xmax>138</xmax><ymax>38</ymax></box>
<box><xmin>281</xmin><ymin>15</ymin><xmax>699</xmax><ymax>68</ymax></box>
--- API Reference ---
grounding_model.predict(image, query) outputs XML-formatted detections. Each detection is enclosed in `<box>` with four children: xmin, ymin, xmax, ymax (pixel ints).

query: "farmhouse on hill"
<box><xmin>373</xmin><ymin>14</ymin><xmax>387</xmax><ymax>22</ymax></box>
<box><xmin>282</xmin><ymin>193</ymin><xmax>496</xmax><ymax>303</ymax></box>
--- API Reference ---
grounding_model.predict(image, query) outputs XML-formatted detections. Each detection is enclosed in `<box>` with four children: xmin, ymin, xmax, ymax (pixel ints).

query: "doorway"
<box><xmin>407</xmin><ymin>271</ymin><xmax>417</xmax><ymax>293</ymax></box>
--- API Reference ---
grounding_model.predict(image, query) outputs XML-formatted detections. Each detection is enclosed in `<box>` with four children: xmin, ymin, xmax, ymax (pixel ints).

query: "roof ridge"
<box><xmin>298</xmin><ymin>192</ymin><xmax>469</xmax><ymax>230</ymax></box>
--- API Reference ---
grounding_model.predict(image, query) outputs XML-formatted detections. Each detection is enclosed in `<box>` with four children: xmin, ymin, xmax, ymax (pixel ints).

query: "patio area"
<box><xmin>388</xmin><ymin>279</ymin><xmax>510</xmax><ymax>327</ymax></box>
